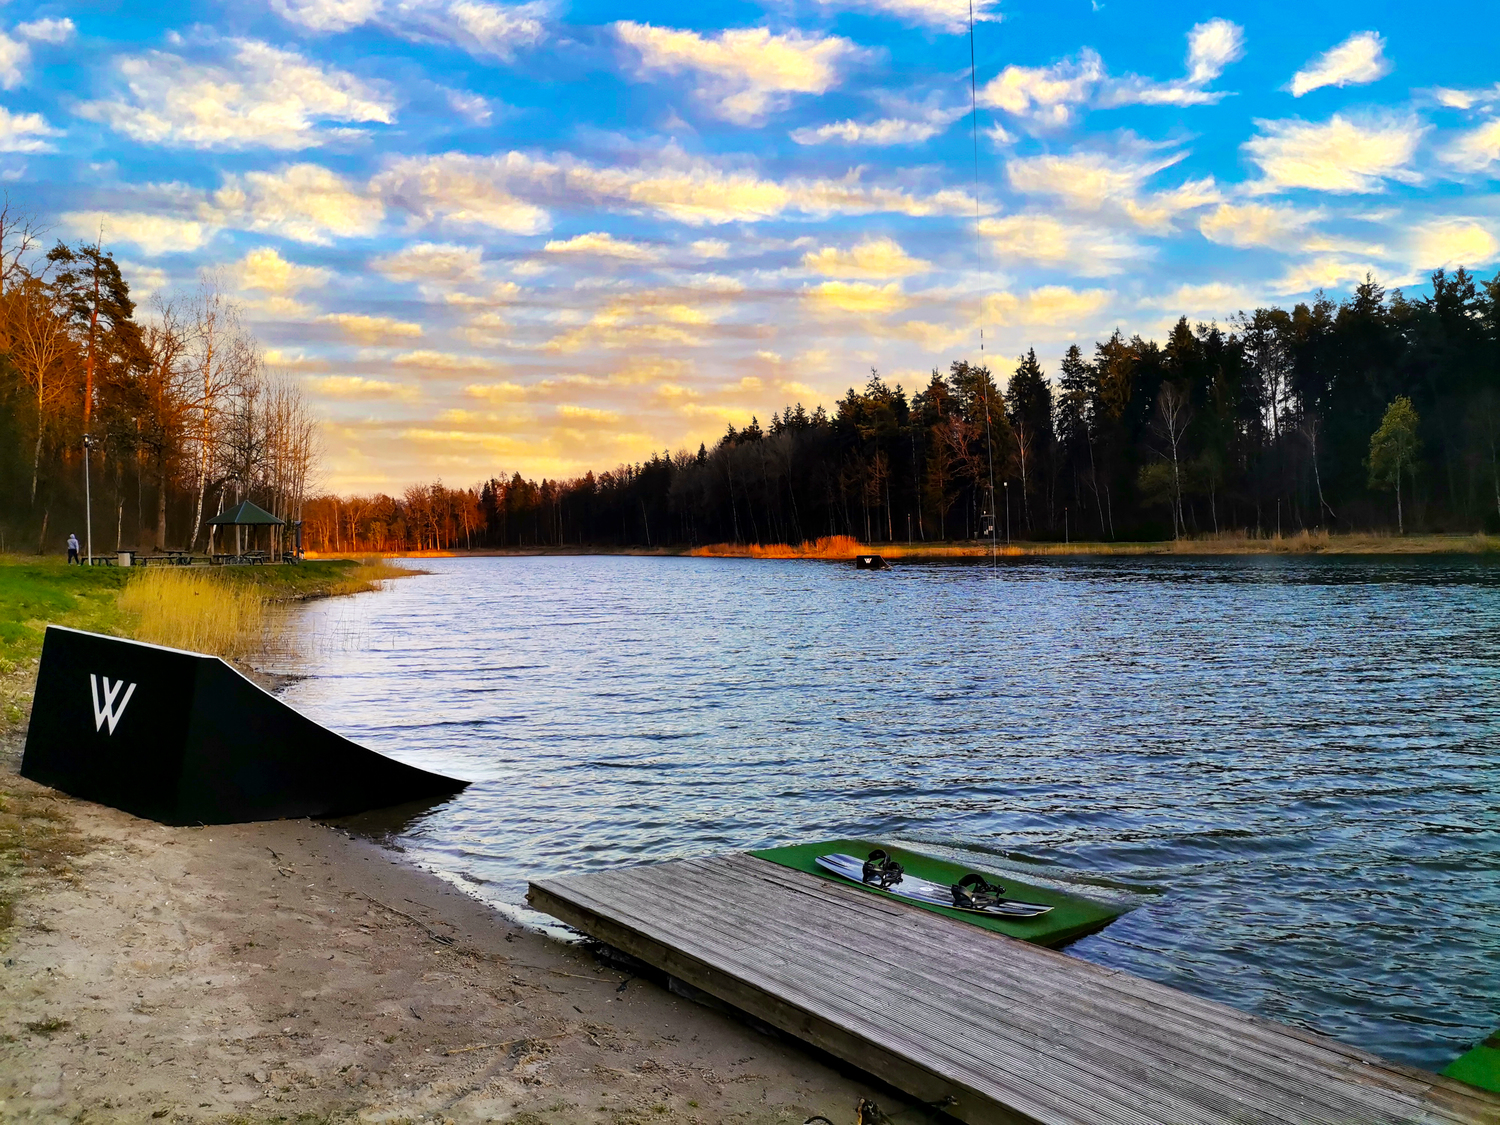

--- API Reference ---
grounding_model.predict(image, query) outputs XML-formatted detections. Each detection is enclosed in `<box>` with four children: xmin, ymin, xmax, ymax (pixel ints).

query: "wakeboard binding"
<box><xmin>951</xmin><ymin>872</ymin><xmax>1007</xmax><ymax>910</ymax></box>
<box><xmin>861</xmin><ymin>849</ymin><xmax>905</xmax><ymax>888</ymax></box>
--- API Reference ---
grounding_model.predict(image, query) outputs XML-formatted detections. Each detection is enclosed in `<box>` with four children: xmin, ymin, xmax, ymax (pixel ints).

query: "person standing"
<box><xmin>66</xmin><ymin>533</ymin><xmax>80</xmax><ymax>564</ymax></box>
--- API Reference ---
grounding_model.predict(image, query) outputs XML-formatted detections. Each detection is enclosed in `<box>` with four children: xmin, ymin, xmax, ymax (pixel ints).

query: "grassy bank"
<box><xmin>690</xmin><ymin>530</ymin><xmax>1500</xmax><ymax>559</ymax></box>
<box><xmin>0</xmin><ymin>555</ymin><xmax>411</xmax><ymax>731</ymax></box>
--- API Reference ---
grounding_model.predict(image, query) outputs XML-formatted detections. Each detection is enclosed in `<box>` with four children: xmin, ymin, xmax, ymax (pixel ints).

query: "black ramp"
<box><xmin>21</xmin><ymin>626</ymin><xmax>467</xmax><ymax>825</ymax></box>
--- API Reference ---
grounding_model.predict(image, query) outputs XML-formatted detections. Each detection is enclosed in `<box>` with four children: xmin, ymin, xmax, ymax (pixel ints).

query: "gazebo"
<box><xmin>207</xmin><ymin>500</ymin><xmax>286</xmax><ymax>563</ymax></box>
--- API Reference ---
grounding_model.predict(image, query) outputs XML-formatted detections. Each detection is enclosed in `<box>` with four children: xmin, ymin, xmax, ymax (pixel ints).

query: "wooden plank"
<box><xmin>566</xmin><ymin>856</ymin><xmax>1500</xmax><ymax>1125</ymax></box>
<box><xmin>559</xmin><ymin>860</ymin><xmax>1434</xmax><ymax>1125</ymax></box>
<box><xmin>540</xmin><ymin>852</ymin><xmax>1488</xmax><ymax>1125</ymax></box>
<box><xmin>528</xmin><ymin>855</ymin><xmax>1500</xmax><ymax>1125</ymax></box>
<box><xmin>631</xmin><ymin>858</ymin><xmax>1440</xmax><ymax>1125</ymax></box>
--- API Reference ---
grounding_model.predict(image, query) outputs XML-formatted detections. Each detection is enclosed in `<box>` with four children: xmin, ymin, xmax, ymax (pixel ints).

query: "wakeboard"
<box><xmin>815</xmin><ymin>852</ymin><xmax>1054</xmax><ymax>918</ymax></box>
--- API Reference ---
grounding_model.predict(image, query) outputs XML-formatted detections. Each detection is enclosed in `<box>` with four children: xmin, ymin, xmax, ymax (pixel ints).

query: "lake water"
<box><xmin>274</xmin><ymin>554</ymin><xmax>1500</xmax><ymax>1071</ymax></box>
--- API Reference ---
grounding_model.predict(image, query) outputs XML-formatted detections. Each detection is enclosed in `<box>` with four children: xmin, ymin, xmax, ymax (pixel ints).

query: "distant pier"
<box><xmin>530</xmin><ymin>854</ymin><xmax>1500</xmax><ymax>1125</ymax></box>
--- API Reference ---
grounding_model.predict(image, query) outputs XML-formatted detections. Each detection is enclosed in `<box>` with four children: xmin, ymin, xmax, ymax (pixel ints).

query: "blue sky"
<box><xmin>7</xmin><ymin>0</ymin><xmax>1499</xmax><ymax>490</ymax></box>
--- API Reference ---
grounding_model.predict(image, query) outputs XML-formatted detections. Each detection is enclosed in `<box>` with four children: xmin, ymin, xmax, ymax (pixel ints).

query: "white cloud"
<box><xmin>0</xmin><ymin>105</ymin><xmax>58</xmax><ymax>152</ymax></box>
<box><xmin>446</xmin><ymin>88</ymin><xmax>494</xmax><ymax>125</ymax></box>
<box><xmin>228</xmin><ymin>246</ymin><xmax>330</xmax><ymax>315</ymax></box>
<box><xmin>60</xmin><ymin>210</ymin><xmax>218</xmax><ymax>255</ymax></box>
<box><xmin>1005</xmin><ymin>150</ymin><xmax>1214</xmax><ymax>231</ymax></box>
<box><xmin>0</xmin><ymin>32</ymin><xmax>27</xmax><ymax>89</ymax></box>
<box><xmin>978</xmin><ymin>214</ymin><xmax>1142</xmax><ymax>274</ymax></box>
<box><xmin>979</xmin><ymin>49</ymin><xmax>1103</xmax><ymax>129</ymax></box>
<box><xmin>615</xmin><ymin>22</ymin><xmax>865</xmax><ymax>124</ymax></box>
<box><xmin>374</xmin><ymin>241</ymin><xmax>487</xmax><ymax>285</ymax></box>
<box><xmin>214</xmin><ymin>163</ymin><xmax>383</xmax><ymax>244</ymax></box>
<box><xmin>1274</xmin><ymin>256</ymin><xmax>1380</xmax><ymax>295</ymax></box>
<box><xmin>985</xmin><ymin>285</ymin><xmax>1112</xmax><ymax>327</ymax></box>
<box><xmin>791</xmin><ymin>106</ymin><xmax>964</xmax><ymax>146</ymax></box>
<box><xmin>691</xmin><ymin>239</ymin><xmax>730</xmax><ymax>258</ymax></box>
<box><xmin>271</xmin><ymin>0</ymin><xmax>381</xmax><ymax>32</ymax></box>
<box><xmin>80</xmin><ymin>39</ymin><xmax>394</xmax><ymax>150</ymax></box>
<box><xmin>309</xmin><ymin>375</ymin><xmax>419</xmax><ymax>401</ymax></box>
<box><xmin>1104</xmin><ymin>18</ymin><xmax>1244</xmax><ymax>108</ymax></box>
<box><xmin>273</xmin><ymin>0</ymin><xmax>547</xmax><ymax>59</ymax></box>
<box><xmin>1197</xmin><ymin>202</ymin><xmax>1315</xmax><ymax>249</ymax></box>
<box><xmin>1290</xmin><ymin>32</ymin><xmax>1390</xmax><ymax>97</ymax></box>
<box><xmin>1410</xmin><ymin>220</ymin><xmax>1499</xmax><ymax>270</ymax></box>
<box><xmin>545</xmin><ymin>231</ymin><xmax>662</xmax><ymax>261</ymax></box>
<box><xmin>1429</xmin><ymin>84</ymin><xmax>1500</xmax><ymax>111</ymax></box>
<box><xmin>805</xmin><ymin>280</ymin><xmax>909</xmax><ymax>315</ymax></box>
<box><xmin>981</xmin><ymin>20</ymin><xmax>1243</xmax><ymax>128</ymax></box>
<box><xmin>17</xmin><ymin>17</ymin><xmax>76</xmax><ymax>44</ymax></box>
<box><xmin>392</xmin><ymin>349</ymin><xmax>499</xmax><ymax>373</ymax></box>
<box><xmin>376</xmin><ymin>149</ymin><xmax>975</xmax><ymax>229</ymax></box>
<box><xmin>1243</xmin><ymin>113</ymin><xmax>1424</xmax><ymax>193</ymax></box>
<box><xmin>320</xmin><ymin>312</ymin><xmax>424</xmax><ymax>342</ymax></box>
<box><xmin>802</xmin><ymin>236</ymin><xmax>930</xmax><ymax>278</ymax></box>
<box><xmin>374</xmin><ymin>152</ymin><xmax>551</xmax><ymax>234</ymax></box>
<box><xmin>812</xmin><ymin>0</ymin><xmax>999</xmax><ymax>34</ymax></box>
<box><xmin>1442</xmin><ymin>119</ymin><xmax>1500</xmax><ymax>173</ymax></box>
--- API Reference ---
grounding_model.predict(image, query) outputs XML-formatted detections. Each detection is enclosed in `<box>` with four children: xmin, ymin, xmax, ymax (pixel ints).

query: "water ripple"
<box><xmin>275</xmin><ymin>554</ymin><xmax>1500</xmax><ymax>1071</ymax></box>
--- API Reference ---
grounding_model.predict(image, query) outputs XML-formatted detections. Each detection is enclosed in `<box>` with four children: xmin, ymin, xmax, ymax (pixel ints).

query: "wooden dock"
<box><xmin>528</xmin><ymin>854</ymin><xmax>1500</xmax><ymax>1125</ymax></box>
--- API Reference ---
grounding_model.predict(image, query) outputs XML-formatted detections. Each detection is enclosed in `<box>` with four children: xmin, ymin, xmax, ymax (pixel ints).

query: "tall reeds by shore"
<box><xmin>118</xmin><ymin>568</ymin><xmax>269</xmax><ymax>660</ymax></box>
<box><xmin>116</xmin><ymin>556</ymin><xmax>412</xmax><ymax>660</ymax></box>
<box><xmin>689</xmin><ymin>531</ymin><xmax>1500</xmax><ymax>559</ymax></box>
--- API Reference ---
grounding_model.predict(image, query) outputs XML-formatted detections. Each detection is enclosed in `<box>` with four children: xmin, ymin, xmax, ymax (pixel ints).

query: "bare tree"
<box><xmin>0</xmin><ymin>194</ymin><xmax>45</xmax><ymax>297</ymax></box>
<box><xmin>183</xmin><ymin>275</ymin><xmax>254</xmax><ymax>549</ymax></box>
<box><xmin>138</xmin><ymin>298</ymin><xmax>191</xmax><ymax>548</ymax></box>
<box><xmin>3</xmin><ymin>274</ymin><xmax>79</xmax><ymax>501</ymax></box>
<box><xmin>1151</xmin><ymin>382</ymin><xmax>1192</xmax><ymax>539</ymax></box>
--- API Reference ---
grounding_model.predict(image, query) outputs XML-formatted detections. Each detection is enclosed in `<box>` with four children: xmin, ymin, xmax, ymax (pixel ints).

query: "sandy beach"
<box><xmin>0</xmin><ymin>732</ymin><xmax>902</xmax><ymax>1125</ymax></box>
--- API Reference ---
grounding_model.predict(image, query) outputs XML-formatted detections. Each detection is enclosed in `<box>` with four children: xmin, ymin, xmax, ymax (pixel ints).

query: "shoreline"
<box><xmin>310</xmin><ymin>531</ymin><xmax>1500</xmax><ymax>561</ymax></box>
<box><xmin>0</xmin><ymin>731</ymin><xmax>900</xmax><ymax>1124</ymax></box>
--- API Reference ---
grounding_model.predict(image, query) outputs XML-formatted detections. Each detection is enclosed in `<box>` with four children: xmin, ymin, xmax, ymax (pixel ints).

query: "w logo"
<box><xmin>90</xmin><ymin>674</ymin><xmax>137</xmax><ymax>735</ymax></box>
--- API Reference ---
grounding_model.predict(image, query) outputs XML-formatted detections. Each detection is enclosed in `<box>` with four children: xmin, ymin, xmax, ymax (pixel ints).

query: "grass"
<box><xmin>0</xmin><ymin>554</ymin><xmax>415</xmax><ymax>733</ymax></box>
<box><xmin>689</xmin><ymin>531</ymin><xmax>1500</xmax><ymax>559</ymax></box>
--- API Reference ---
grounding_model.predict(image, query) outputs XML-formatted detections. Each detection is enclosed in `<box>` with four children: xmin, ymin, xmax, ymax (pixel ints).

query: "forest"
<box><xmin>302</xmin><ymin>269</ymin><xmax>1500</xmax><ymax>552</ymax></box>
<box><xmin>0</xmin><ymin>183</ymin><xmax>1494</xmax><ymax>557</ymax></box>
<box><xmin>0</xmin><ymin>206</ymin><xmax>319</xmax><ymax>557</ymax></box>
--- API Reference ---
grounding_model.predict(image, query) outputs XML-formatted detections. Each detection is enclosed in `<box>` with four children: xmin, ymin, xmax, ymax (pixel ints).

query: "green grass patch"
<box><xmin>0</xmin><ymin>555</ymin><xmax>400</xmax><ymax>732</ymax></box>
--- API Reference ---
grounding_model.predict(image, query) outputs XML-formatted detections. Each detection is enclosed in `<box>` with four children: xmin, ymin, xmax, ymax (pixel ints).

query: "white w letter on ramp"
<box><xmin>89</xmin><ymin>674</ymin><xmax>137</xmax><ymax>735</ymax></box>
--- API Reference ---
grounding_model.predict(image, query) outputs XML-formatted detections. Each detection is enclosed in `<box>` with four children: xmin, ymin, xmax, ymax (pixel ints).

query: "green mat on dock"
<box><xmin>1444</xmin><ymin>1032</ymin><xmax>1500</xmax><ymax>1095</ymax></box>
<box><xmin>749</xmin><ymin>839</ymin><xmax>1128</xmax><ymax>948</ymax></box>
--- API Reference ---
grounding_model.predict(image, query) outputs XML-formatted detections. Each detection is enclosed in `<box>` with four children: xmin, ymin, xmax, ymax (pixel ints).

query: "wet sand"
<box><xmin>0</xmin><ymin>739</ymin><xmax>903</xmax><ymax>1125</ymax></box>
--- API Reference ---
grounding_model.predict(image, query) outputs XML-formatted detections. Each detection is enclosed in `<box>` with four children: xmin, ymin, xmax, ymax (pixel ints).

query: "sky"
<box><xmin>6</xmin><ymin>0</ymin><xmax>1500</xmax><ymax>492</ymax></box>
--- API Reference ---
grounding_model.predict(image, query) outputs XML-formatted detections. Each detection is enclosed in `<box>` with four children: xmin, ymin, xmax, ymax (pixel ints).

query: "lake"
<box><xmin>275</xmin><ymin>554</ymin><xmax>1500</xmax><ymax>1071</ymax></box>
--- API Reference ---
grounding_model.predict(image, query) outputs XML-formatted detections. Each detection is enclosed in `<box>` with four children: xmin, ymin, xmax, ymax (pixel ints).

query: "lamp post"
<box><xmin>82</xmin><ymin>432</ymin><xmax>94</xmax><ymax>566</ymax></box>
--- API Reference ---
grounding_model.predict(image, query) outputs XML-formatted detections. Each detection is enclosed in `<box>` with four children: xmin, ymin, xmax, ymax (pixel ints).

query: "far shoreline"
<box><xmin>307</xmin><ymin>530</ymin><xmax>1500</xmax><ymax>562</ymax></box>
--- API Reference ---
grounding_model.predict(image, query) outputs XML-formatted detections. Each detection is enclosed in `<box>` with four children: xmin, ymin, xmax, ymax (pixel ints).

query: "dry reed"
<box><xmin>689</xmin><ymin>530</ymin><xmax>1500</xmax><ymax>559</ymax></box>
<box><xmin>690</xmin><ymin>535</ymin><xmax>867</xmax><ymax>559</ymax></box>
<box><xmin>117</xmin><ymin>568</ymin><xmax>269</xmax><ymax>660</ymax></box>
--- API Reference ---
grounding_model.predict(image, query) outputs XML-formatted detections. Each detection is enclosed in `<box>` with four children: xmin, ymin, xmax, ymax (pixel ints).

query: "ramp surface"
<box><xmin>22</xmin><ymin>626</ymin><xmax>466</xmax><ymax>825</ymax></box>
<box><xmin>529</xmin><ymin>854</ymin><xmax>1500</xmax><ymax>1125</ymax></box>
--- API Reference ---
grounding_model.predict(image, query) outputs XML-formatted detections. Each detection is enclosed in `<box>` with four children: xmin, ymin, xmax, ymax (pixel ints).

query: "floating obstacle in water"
<box><xmin>1445</xmin><ymin>1029</ymin><xmax>1500</xmax><ymax>1095</ymax></box>
<box><xmin>22</xmin><ymin>626</ymin><xmax>467</xmax><ymax>826</ymax></box>
<box><xmin>751</xmin><ymin>839</ymin><xmax>1126</xmax><ymax>948</ymax></box>
<box><xmin>530</xmin><ymin>849</ymin><xmax>1500</xmax><ymax>1125</ymax></box>
<box><xmin>855</xmin><ymin>554</ymin><xmax>889</xmax><ymax>569</ymax></box>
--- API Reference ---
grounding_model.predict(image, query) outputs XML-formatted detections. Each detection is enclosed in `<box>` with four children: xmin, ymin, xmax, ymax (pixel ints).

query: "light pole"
<box><xmin>1003</xmin><ymin>480</ymin><xmax>1010</xmax><ymax>545</ymax></box>
<box><xmin>82</xmin><ymin>433</ymin><xmax>94</xmax><ymax>565</ymax></box>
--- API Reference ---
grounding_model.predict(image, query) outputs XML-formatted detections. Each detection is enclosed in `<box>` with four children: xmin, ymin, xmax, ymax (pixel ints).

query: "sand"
<box><xmin>0</xmin><ymin>738</ymin><xmax>905</xmax><ymax>1125</ymax></box>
